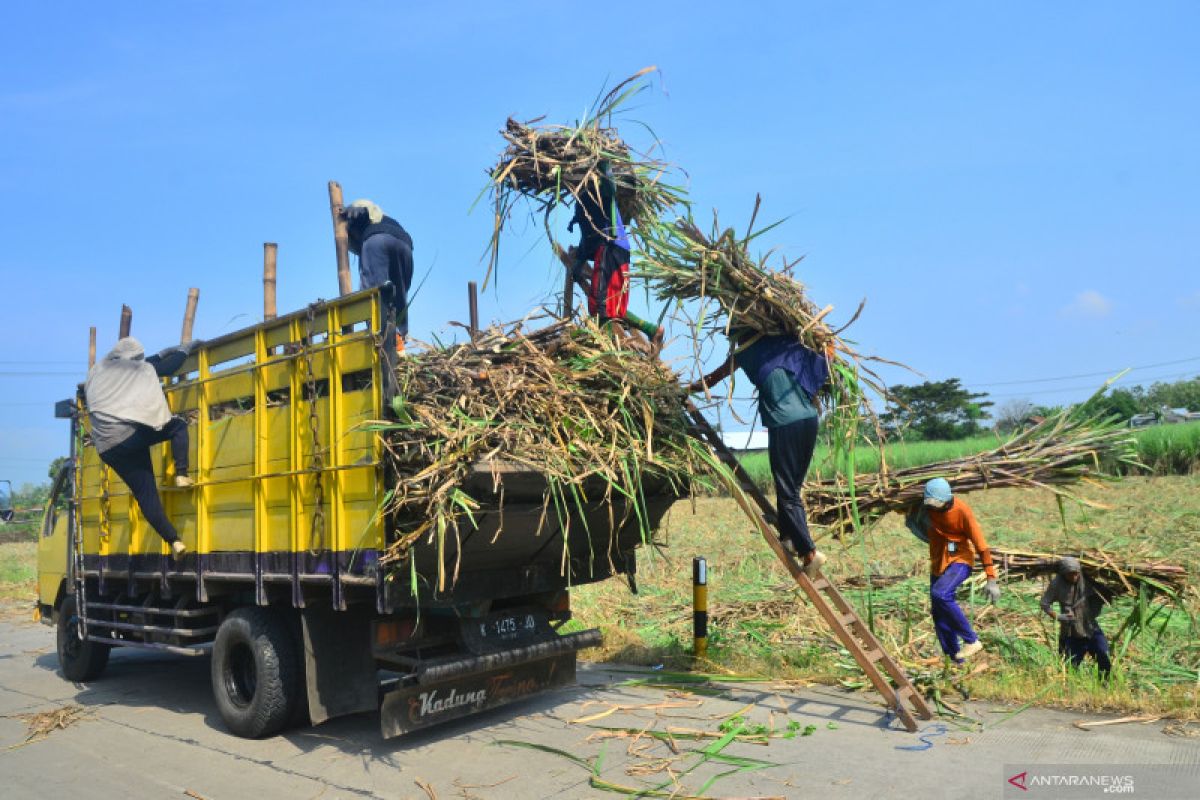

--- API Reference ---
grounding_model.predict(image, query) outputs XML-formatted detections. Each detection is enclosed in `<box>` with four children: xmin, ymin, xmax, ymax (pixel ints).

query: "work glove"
<box><xmin>984</xmin><ymin>579</ymin><xmax>1001</xmax><ymax>604</ymax></box>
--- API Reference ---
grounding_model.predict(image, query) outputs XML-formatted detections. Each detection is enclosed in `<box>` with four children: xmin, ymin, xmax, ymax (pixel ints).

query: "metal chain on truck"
<box><xmin>303</xmin><ymin>303</ymin><xmax>326</xmax><ymax>557</ymax></box>
<box><xmin>72</xmin><ymin>399</ymin><xmax>88</xmax><ymax>638</ymax></box>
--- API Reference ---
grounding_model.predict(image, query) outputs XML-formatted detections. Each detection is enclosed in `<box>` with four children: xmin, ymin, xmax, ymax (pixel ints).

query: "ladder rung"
<box><xmin>862</xmin><ymin>648</ymin><xmax>883</xmax><ymax>663</ymax></box>
<box><xmin>836</xmin><ymin>612</ymin><xmax>859</xmax><ymax>627</ymax></box>
<box><xmin>808</xmin><ymin>577</ymin><xmax>830</xmax><ymax>590</ymax></box>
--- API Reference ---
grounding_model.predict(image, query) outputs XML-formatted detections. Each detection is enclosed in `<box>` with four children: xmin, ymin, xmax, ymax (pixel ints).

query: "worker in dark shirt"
<box><xmin>1040</xmin><ymin>556</ymin><xmax>1112</xmax><ymax>680</ymax></box>
<box><xmin>689</xmin><ymin>330</ymin><xmax>829</xmax><ymax>578</ymax></box>
<box><xmin>564</xmin><ymin>162</ymin><xmax>662</xmax><ymax>347</ymax></box>
<box><xmin>84</xmin><ymin>338</ymin><xmax>196</xmax><ymax>561</ymax></box>
<box><xmin>341</xmin><ymin>199</ymin><xmax>414</xmax><ymax>353</ymax></box>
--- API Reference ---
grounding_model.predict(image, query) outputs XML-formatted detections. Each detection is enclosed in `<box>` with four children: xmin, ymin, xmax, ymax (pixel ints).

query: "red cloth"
<box><xmin>587</xmin><ymin>245</ymin><xmax>630</xmax><ymax>319</ymax></box>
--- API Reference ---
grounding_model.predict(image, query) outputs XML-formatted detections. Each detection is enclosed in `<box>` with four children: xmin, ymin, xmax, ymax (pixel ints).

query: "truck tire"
<box><xmin>211</xmin><ymin>607</ymin><xmax>300</xmax><ymax>738</ymax></box>
<box><xmin>56</xmin><ymin>595</ymin><xmax>110</xmax><ymax>682</ymax></box>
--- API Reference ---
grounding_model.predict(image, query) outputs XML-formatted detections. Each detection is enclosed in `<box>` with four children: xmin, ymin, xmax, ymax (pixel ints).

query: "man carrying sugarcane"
<box><xmin>563</xmin><ymin>160</ymin><xmax>663</xmax><ymax>348</ymax></box>
<box><xmin>688</xmin><ymin>329</ymin><xmax>829</xmax><ymax>579</ymax></box>
<box><xmin>906</xmin><ymin>478</ymin><xmax>1001</xmax><ymax>662</ymax></box>
<box><xmin>340</xmin><ymin>199</ymin><xmax>414</xmax><ymax>353</ymax></box>
<box><xmin>1040</xmin><ymin>556</ymin><xmax>1113</xmax><ymax>680</ymax></box>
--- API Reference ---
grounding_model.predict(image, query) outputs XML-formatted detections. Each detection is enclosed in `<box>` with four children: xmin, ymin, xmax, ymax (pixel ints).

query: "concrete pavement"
<box><xmin>0</xmin><ymin>612</ymin><xmax>1196</xmax><ymax>799</ymax></box>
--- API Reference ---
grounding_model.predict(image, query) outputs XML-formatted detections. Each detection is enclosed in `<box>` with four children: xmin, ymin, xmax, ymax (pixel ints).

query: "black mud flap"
<box><xmin>302</xmin><ymin>604</ymin><xmax>379</xmax><ymax>725</ymax></box>
<box><xmin>380</xmin><ymin>652</ymin><xmax>576</xmax><ymax>738</ymax></box>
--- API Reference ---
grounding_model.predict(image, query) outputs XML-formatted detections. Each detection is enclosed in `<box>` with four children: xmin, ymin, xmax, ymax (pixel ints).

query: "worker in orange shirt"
<box><xmin>906</xmin><ymin>478</ymin><xmax>1001</xmax><ymax>662</ymax></box>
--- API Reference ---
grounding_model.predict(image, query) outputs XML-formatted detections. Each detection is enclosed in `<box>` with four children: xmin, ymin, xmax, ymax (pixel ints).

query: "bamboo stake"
<box><xmin>118</xmin><ymin>305</ymin><xmax>132</xmax><ymax>339</ymax></box>
<box><xmin>263</xmin><ymin>242</ymin><xmax>278</xmax><ymax>321</ymax></box>
<box><xmin>88</xmin><ymin>327</ymin><xmax>96</xmax><ymax>368</ymax></box>
<box><xmin>328</xmin><ymin>180</ymin><xmax>352</xmax><ymax>296</ymax></box>
<box><xmin>468</xmin><ymin>281</ymin><xmax>479</xmax><ymax>341</ymax></box>
<box><xmin>181</xmin><ymin>287</ymin><xmax>199</xmax><ymax>344</ymax></box>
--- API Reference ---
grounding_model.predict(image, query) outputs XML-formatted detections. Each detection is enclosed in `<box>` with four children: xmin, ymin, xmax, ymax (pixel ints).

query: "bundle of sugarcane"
<box><xmin>990</xmin><ymin>547</ymin><xmax>1187</xmax><ymax>598</ymax></box>
<box><xmin>638</xmin><ymin>201</ymin><xmax>902</xmax><ymax>452</ymax></box>
<box><xmin>804</xmin><ymin>406</ymin><xmax>1142</xmax><ymax>530</ymax></box>
<box><xmin>483</xmin><ymin>67</ymin><xmax>688</xmax><ymax>285</ymax></box>
<box><xmin>369</xmin><ymin>318</ymin><xmax>718</xmax><ymax>590</ymax></box>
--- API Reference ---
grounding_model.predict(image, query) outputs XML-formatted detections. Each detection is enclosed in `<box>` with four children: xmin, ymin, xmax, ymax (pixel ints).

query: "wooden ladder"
<box><xmin>686</xmin><ymin>403</ymin><xmax>933</xmax><ymax>732</ymax></box>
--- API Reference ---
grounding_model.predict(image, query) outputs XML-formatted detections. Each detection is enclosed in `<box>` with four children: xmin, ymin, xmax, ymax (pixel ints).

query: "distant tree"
<box><xmin>1082</xmin><ymin>388</ymin><xmax>1141</xmax><ymax>422</ymax></box>
<box><xmin>1145</xmin><ymin>376</ymin><xmax>1200</xmax><ymax>412</ymax></box>
<box><xmin>995</xmin><ymin>398</ymin><xmax>1036</xmax><ymax>434</ymax></box>
<box><xmin>48</xmin><ymin>456</ymin><xmax>68</xmax><ymax>481</ymax></box>
<box><xmin>882</xmin><ymin>379</ymin><xmax>994</xmax><ymax>440</ymax></box>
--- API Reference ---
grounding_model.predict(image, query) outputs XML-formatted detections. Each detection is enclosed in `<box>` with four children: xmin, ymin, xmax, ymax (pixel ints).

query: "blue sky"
<box><xmin>1</xmin><ymin>2</ymin><xmax>1198</xmax><ymax>487</ymax></box>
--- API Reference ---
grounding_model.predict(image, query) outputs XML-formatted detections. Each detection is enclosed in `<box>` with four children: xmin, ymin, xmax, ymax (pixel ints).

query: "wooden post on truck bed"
<box><xmin>328</xmin><ymin>181</ymin><xmax>352</xmax><ymax>296</ymax></box>
<box><xmin>181</xmin><ymin>287</ymin><xmax>199</xmax><ymax>344</ymax></box>
<box><xmin>88</xmin><ymin>326</ymin><xmax>96</xmax><ymax>368</ymax></box>
<box><xmin>119</xmin><ymin>305</ymin><xmax>132</xmax><ymax>339</ymax></box>
<box><xmin>468</xmin><ymin>281</ymin><xmax>479</xmax><ymax>341</ymax></box>
<box><xmin>263</xmin><ymin>243</ymin><xmax>278</xmax><ymax>321</ymax></box>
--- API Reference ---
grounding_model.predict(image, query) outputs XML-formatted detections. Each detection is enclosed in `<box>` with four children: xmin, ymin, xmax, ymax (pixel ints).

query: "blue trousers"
<box><xmin>930</xmin><ymin>562</ymin><xmax>978</xmax><ymax>659</ymax></box>
<box><xmin>359</xmin><ymin>233</ymin><xmax>414</xmax><ymax>336</ymax></box>
<box><xmin>1059</xmin><ymin>629</ymin><xmax>1112</xmax><ymax>678</ymax></box>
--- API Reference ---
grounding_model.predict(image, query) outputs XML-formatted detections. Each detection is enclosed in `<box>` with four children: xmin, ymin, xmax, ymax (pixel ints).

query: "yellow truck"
<box><xmin>37</xmin><ymin>287</ymin><xmax>674</xmax><ymax>738</ymax></box>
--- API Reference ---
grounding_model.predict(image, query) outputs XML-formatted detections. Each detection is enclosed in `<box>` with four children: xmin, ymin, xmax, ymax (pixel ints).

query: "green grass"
<box><xmin>1125</xmin><ymin>421</ymin><xmax>1200</xmax><ymax>475</ymax></box>
<box><xmin>739</xmin><ymin>433</ymin><xmax>1004</xmax><ymax>487</ymax></box>
<box><xmin>0</xmin><ymin>541</ymin><xmax>36</xmax><ymax>602</ymax></box>
<box><xmin>573</xmin><ymin>476</ymin><xmax>1200</xmax><ymax>718</ymax></box>
<box><xmin>737</xmin><ymin>422</ymin><xmax>1200</xmax><ymax>491</ymax></box>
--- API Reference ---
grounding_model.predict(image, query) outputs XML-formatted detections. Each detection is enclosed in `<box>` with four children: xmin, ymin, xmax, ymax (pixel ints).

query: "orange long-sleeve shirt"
<box><xmin>926</xmin><ymin>498</ymin><xmax>996</xmax><ymax>579</ymax></box>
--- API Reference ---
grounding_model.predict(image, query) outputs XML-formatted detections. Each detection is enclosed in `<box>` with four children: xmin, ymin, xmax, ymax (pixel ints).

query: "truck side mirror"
<box><xmin>0</xmin><ymin>480</ymin><xmax>13</xmax><ymax>523</ymax></box>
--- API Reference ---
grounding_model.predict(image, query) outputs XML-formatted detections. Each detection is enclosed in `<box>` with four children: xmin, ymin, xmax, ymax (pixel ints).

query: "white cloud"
<box><xmin>1060</xmin><ymin>289</ymin><xmax>1112</xmax><ymax>319</ymax></box>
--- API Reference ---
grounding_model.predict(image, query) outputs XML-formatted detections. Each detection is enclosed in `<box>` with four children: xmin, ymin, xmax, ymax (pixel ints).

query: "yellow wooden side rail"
<box><xmin>77</xmin><ymin>288</ymin><xmax>388</xmax><ymax>609</ymax></box>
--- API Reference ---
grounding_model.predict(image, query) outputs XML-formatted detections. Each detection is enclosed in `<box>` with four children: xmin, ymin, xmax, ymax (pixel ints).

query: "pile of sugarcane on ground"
<box><xmin>371</xmin><ymin>319</ymin><xmax>721</xmax><ymax>589</ymax></box>
<box><xmin>803</xmin><ymin>406</ymin><xmax>1143</xmax><ymax>532</ymax></box>
<box><xmin>992</xmin><ymin>547</ymin><xmax>1187</xmax><ymax>599</ymax></box>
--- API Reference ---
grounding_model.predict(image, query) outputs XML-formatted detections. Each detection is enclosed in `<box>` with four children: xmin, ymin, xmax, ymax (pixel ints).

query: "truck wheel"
<box><xmin>211</xmin><ymin>607</ymin><xmax>300</xmax><ymax>738</ymax></box>
<box><xmin>56</xmin><ymin>595</ymin><xmax>110</xmax><ymax>682</ymax></box>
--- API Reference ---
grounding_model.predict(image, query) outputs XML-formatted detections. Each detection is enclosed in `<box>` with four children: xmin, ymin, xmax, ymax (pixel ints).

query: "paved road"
<box><xmin>0</xmin><ymin>613</ymin><xmax>1196</xmax><ymax>799</ymax></box>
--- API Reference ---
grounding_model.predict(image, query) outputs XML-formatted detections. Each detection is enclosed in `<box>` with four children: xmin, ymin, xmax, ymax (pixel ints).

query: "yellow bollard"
<box><xmin>693</xmin><ymin>557</ymin><xmax>708</xmax><ymax>659</ymax></box>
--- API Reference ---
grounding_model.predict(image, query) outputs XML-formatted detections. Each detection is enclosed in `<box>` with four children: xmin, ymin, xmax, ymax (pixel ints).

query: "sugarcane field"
<box><xmin>2</xmin><ymin>6</ymin><xmax>1199</xmax><ymax>800</ymax></box>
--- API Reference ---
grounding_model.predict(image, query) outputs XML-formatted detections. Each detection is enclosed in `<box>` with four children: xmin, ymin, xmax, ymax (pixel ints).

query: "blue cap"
<box><xmin>924</xmin><ymin>478</ymin><xmax>952</xmax><ymax>505</ymax></box>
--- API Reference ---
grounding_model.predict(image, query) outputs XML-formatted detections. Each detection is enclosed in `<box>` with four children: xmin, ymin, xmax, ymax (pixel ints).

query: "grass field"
<box><xmin>572</xmin><ymin>475</ymin><xmax>1200</xmax><ymax>718</ymax></box>
<box><xmin>0</xmin><ymin>541</ymin><xmax>36</xmax><ymax>602</ymax></box>
<box><xmin>738</xmin><ymin>421</ymin><xmax>1200</xmax><ymax>489</ymax></box>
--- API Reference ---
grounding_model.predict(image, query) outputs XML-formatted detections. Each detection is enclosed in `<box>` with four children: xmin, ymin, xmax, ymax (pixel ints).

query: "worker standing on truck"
<box><xmin>84</xmin><ymin>337</ymin><xmax>196</xmax><ymax>561</ymax></box>
<box><xmin>341</xmin><ymin>199</ymin><xmax>414</xmax><ymax>353</ymax></box>
<box><xmin>1040</xmin><ymin>556</ymin><xmax>1113</xmax><ymax>680</ymax></box>
<box><xmin>906</xmin><ymin>478</ymin><xmax>1001</xmax><ymax>662</ymax></box>
<box><xmin>565</xmin><ymin>161</ymin><xmax>663</xmax><ymax>348</ymax></box>
<box><xmin>687</xmin><ymin>329</ymin><xmax>830</xmax><ymax>579</ymax></box>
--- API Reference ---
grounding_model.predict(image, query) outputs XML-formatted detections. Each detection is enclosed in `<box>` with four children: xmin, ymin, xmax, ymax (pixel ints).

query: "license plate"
<box><xmin>462</xmin><ymin>608</ymin><xmax>552</xmax><ymax>654</ymax></box>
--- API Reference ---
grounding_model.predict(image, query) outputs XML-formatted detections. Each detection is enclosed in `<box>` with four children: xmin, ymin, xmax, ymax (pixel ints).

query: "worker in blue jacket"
<box><xmin>689</xmin><ymin>330</ymin><xmax>829</xmax><ymax>578</ymax></box>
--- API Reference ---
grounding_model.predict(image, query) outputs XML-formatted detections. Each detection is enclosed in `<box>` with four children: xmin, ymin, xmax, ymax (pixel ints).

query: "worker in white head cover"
<box><xmin>85</xmin><ymin>337</ymin><xmax>196</xmax><ymax>561</ymax></box>
<box><xmin>340</xmin><ymin>198</ymin><xmax>414</xmax><ymax>353</ymax></box>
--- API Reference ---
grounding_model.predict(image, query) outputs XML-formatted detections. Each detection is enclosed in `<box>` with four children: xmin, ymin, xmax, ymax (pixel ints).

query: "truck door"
<box><xmin>36</xmin><ymin>465</ymin><xmax>70</xmax><ymax>608</ymax></box>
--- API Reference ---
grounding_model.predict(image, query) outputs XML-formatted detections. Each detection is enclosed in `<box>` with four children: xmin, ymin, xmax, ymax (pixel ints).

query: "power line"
<box><xmin>986</xmin><ymin>369</ymin><xmax>1200</xmax><ymax>399</ymax></box>
<box><xmin>970</xmin><ymin>355</ymin><xmax>1200</xmax><ymax>387</ymax></box>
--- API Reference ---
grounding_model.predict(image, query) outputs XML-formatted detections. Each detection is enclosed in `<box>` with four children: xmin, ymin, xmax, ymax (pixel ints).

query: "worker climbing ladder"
<box><xmin>686</xmin><ymin>403</ymin><xmax>934</xmax><ymax>733</ymax></box>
